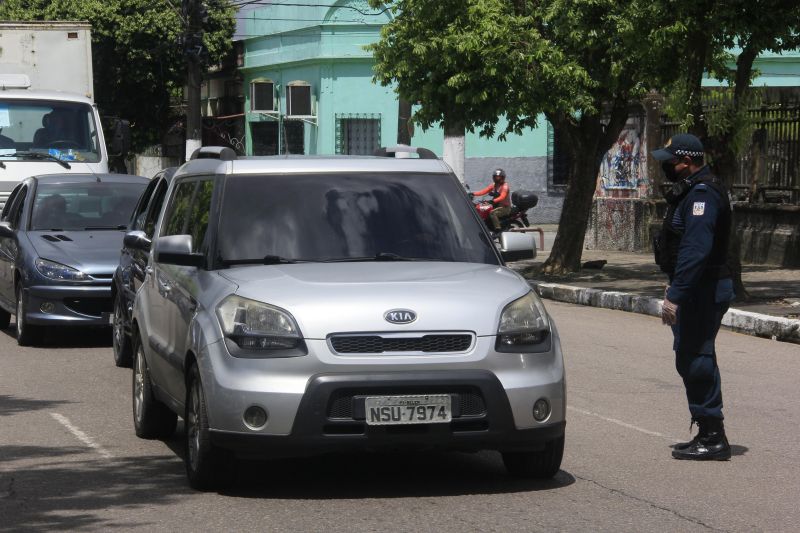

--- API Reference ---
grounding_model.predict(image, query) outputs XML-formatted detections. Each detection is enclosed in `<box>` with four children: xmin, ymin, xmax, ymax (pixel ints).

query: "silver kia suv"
<box><xmin>126</xmin><ymin>146</ymin><xmax>566</xmax><ymax>490</ymax></box>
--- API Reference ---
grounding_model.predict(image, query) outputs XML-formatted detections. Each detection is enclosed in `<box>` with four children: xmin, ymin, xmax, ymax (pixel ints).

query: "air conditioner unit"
<box><xmin>287</xmin><ymin>83</ymin><xmax>314</xmax><ymax>117</ymax></box>
<box><xmin>250</xmin><ymin>80</ymin><xmax>275</xmax><ymax>112</ymax></box>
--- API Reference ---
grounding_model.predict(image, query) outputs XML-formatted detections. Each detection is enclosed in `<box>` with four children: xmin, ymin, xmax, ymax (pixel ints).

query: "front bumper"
<box><xmin>23</xmin><ymin>284</ymin><xmax>112</xmax><ymax>327</ymax></box>
<box><xmin>208</xmin><ymin>370</ymin><xmax>565</xmax><ymax>459</ymax></box>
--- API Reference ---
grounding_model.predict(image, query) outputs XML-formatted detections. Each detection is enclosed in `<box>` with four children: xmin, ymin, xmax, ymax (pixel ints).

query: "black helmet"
<box><xmin>492</xmin><ymin>168</ymin><xmax>506</xmax><ymax>183</ymax></box>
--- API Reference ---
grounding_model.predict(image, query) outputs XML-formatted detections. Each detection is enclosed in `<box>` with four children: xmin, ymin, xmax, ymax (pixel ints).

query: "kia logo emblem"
<box><xmin>384</xmin><ymin>309</ymin><xmax>417</xmax><ymax>324</ymax></box>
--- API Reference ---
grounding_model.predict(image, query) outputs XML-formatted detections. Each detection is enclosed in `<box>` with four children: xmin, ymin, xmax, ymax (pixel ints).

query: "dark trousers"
<box><xmin>671</xmin><ymin>285</ymin><xmax>729</xmax><ymax>420</ymax></box>
<box><xmin>489</xmin><ymin>206</ymin><xmax>511</xmax><ymax>231</ymax></box>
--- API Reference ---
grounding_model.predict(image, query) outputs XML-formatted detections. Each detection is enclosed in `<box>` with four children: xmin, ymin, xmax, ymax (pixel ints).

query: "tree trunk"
<box><xmin>443</xmin><ymin>118</ymin><xmax>465</xmax><ymax>183</ymax></box>
<box><xmin>397</xmin><ymin>98</ymin><xmax>412</xmax><ymax>145</ymax></box>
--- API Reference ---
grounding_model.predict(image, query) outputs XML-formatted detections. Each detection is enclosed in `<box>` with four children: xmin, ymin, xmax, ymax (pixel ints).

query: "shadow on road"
<box><xmin>1</xmin><ymin>323</ymin><xmax>111</xmax><ymax>348</ymax></box>
<box><xmin>0</xmin><ymin>394</ymin><xmax>70</xmax><ymax>417</ymax></box>
<box><xmin>0</xmin><ymin>449</ymin><xmax>186</xmax><ymax>531</ymax></box>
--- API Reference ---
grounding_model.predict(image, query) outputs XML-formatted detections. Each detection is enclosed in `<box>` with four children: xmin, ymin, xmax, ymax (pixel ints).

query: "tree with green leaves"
<box><xmin>666</xmin><ymin>0</ymin><xmax>800</xmax><ymax>299</ymax></box>
<box><xmin>0</xmin><ymin>0</ymin><xmax>235</xmax><ymax>152</ymax></box>
<box><xmin>370</xmin><ymin>0</ymin><xmax>682</xmax><ymax>274</ymax></box>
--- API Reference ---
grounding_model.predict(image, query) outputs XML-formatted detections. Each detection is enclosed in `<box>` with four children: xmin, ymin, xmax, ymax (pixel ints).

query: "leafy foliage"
<box><xmin>0</xmin><ymin>0</ymin><xmax>236</xmax><ymax>151</ymax></box>
<box><xmin>370</xmin><ymin>0</ymin><xmax>684</xmax><ymax>272</ymax></box>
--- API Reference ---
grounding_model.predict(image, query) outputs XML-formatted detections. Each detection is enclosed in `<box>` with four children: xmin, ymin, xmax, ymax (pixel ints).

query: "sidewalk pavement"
<box><xmin>507</xmin><ymin>229</ymin><xmax>800</xmax><ymax>344</ymax></box>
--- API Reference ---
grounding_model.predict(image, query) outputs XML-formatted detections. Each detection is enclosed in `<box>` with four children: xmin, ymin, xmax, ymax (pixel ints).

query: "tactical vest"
<box><xmin>654</xmin><ymin>174</ymin><xmax>732</xmax><ymax>278</ymax></box>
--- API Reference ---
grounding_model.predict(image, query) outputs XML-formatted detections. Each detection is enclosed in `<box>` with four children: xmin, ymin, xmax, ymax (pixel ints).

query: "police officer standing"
<box><xmin>652</xmin><ymin>133</ymin><xmax>734</xmax><ymax>461</ymax></box>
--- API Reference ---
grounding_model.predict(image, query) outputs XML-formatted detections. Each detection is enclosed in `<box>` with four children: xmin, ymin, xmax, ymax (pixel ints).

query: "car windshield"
<box><xmin>217</xmin><ymin>172</ymin><xmax>498</xmax><ymax>265</ymax></box>
<box><xmin>31</xmin><ymin>182</ymin><xmax>147</xmax><ymax>231</ymax></box>
<box><xmin>0</xmin><ymin>100</ymin><xmax>101</xmax><ymax>163</ymax></box>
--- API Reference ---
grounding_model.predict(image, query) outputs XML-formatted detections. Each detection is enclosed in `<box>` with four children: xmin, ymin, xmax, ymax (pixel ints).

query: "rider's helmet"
<box><xmin>492</xmin><ymin>168</ymin><xmax>506</xmax><ymax>184</ymax></box>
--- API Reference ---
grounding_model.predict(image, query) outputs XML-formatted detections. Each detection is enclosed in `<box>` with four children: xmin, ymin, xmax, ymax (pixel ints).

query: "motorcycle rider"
<box><xmin>471</xmin><ymin>169</ymin><xmax>511</xmax><ymax>235</ymax></box>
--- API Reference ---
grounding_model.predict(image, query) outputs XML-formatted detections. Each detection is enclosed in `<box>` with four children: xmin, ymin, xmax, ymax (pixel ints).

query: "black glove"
<box><xmin>467</xmin><ymin>192</ymin><xmax>474</xmax><ymax>199</ymax></box>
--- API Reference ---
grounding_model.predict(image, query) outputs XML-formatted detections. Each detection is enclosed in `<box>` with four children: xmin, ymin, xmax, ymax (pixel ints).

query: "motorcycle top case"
<box><xmin>512</xmin><ymin>190</ymin><xmax>539</xmax><ymax>210</ymax></box>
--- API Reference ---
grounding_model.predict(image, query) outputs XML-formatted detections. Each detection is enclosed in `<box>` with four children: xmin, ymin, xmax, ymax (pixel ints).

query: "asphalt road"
<box><xmin>1</xmin><ymin>301</ymin><xmax>799</xmax><ymax>532</ymax></box>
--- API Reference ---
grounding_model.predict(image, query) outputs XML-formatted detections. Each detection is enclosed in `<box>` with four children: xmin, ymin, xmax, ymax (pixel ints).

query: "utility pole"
<box><xmin>183</xmin><ymin>0</ymin><xmax>204</xmax><ymax>161</ymax></box>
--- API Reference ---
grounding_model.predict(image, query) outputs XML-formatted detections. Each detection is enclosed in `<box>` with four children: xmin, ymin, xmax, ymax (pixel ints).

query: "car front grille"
<box><xmin>63</xmin><ymin>297</ymin><xmax>112</xmax><ymax>318</ymax></box>
<box><xmin>329</xmin><ymin>334</ymin><xmax>473</xmax><ymax>354</ymax></box>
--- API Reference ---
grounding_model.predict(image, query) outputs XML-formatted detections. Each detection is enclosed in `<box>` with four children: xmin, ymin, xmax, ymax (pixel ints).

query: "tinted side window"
<box><xmin>2</xmin><ymin>184</ymin><xmax>23</xmax><ymax>221</ymax></box>
<box><xmin>9</xmin><ymin>185</ymin><xmax>28</xmax><ymax>229</ymax></box>
<box><xmin>143</xmin><ymin>180</ymin><xmax>168</xmax><ymax>237</ymax></box>
<box><xmin>131</xmin><ymin>178</ymin><xmax>159</xmax><ymax>231</ymax></box>
<box><xmin>161</xmin><ymin>178</ymin><xmax>214</xmax><ymax>253</ymax></box>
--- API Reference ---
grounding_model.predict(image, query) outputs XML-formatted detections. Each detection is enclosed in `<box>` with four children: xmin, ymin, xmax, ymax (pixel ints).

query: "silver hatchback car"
<box><xmin>127</xmin><ymin>146</ymin><xmax>566</xmax><ymax>489</ymax></box>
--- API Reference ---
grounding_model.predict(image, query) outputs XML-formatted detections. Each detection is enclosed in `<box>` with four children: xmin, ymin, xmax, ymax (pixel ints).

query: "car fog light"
<box><xmin>40</xmin><ymin>302</ymin><xmax>55</xmax><ymax>314</ymax></box>
<box><xmin>243</xmin><ymin>405</ymin><xmax>268</xmax><ymax>430</ymax></box>
<box><xmin>532</xmin><ymin>398</ymin><xmax>550</xmax><ymax>422</ymax></box>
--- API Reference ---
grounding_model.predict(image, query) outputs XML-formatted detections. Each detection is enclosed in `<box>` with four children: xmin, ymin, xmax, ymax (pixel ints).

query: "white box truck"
<box><xmin>0</xmin><ymin>21</ymin><xmax>127</xmax><ymax>207</ymax></box>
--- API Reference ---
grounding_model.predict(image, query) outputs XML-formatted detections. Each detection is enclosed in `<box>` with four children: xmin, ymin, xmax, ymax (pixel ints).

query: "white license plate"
<box><xmin>365</xmin><ymin>394</ymin><xmax>452</xmax><ymax>425</ymax></box>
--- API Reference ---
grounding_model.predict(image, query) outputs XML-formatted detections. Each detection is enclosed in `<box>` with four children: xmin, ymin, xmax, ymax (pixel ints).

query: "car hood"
<box><xmin>217</xmin><ymin>262</ymin><xmax>532</xmax><ymax>338</ymax></box>
<box><xmin>29</xmin><ymin>230</ymin><xmax>125</xmax><ymax>275</ymax></box>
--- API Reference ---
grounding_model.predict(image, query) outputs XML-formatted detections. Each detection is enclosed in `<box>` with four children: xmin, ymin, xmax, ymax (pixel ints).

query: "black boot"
<box><xmin>672</xmin><ymin>417</ymin><xmax>731</xmax><ymax>461</ymax></box>
<box><xmin>673</xmin><ymin>418</ymin><xmax>706</xmax><ymax>451</ymax></box>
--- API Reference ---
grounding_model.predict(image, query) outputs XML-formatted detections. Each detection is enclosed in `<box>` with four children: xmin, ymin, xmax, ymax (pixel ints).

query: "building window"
<box><xmin>251</xmin><ymin>121</ymin><xmax>304</xmax><ymax>155</ymax></box>
<box><xmin>547</xmin><ymin>121</ymin><xmax>570</xmax><ymax>191</ymax></box>
<box><xmin>287</xmin><ymin>84</ymin><xmax>312</xmax><ymax>117</ymax></box>
<box><xmin>250</xmin><ymin>80</ymin><xmax>274</xmax><ymax>112</ymax></box>
<box><xmin>335</xmin><ymin>114</ymin><xmax>381</xmax><ymax>155</ymax></box>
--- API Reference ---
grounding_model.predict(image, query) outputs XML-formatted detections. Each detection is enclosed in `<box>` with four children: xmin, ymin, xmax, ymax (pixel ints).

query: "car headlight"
<box><xmin>35</xmin><ymin>258</ymin><xmax>89</xmax><ymax>281</ymax></box>
<box><xmin>216</xmin><ymin>295</ymin><xmax>305</xmax><ymax>356</ymax></box>
<box><xmin>496</xmin><ymin>291</ymin><xmax>550</xmax><ymax>352</ymax></box>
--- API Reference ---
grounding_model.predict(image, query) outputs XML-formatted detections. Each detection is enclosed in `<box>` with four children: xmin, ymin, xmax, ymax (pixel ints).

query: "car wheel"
<box><xmin>502</xmin><ymin>435</ymin><xmax>565</xmax><ymax>479</ymax></box>
<box><xmin>0</xmin><ymin>307</ymin><xmax>10</xmax><ymax>330</ymax></box>
<box><xmin>185</xmin><ymin>363</ymin><xmax>234</xmax><ymax>490</ymax></box>
<box><xmin>132</xmin><ymin>336</ymin><xmax>177</xmax><ymax>439</ymax></box>
<box><xmin>112</xmin><ymin>293</ymin><xmax>133</xmax><ymax>367</ymax></box>
<box><xmin>15</xmin><ymin>286</ymin><xmax>41</xmax><ymax>346</ymax></box>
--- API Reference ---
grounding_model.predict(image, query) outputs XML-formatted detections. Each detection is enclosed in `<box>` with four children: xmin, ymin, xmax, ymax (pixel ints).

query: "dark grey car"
<box><xmin>111</xmin><ymin>167</ymin><xmax>176</xmax><ymax>366</ymax></box>
<box><xmin>0</xmin><ymin>173</ymin><xmax>148</xmax><ymax>345</ymax></box>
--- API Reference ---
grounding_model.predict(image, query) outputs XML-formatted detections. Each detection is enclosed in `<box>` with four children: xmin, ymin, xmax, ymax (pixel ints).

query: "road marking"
<box><xmin>568</xmin><ymin>406</ymin><xmax>681</xmax><ymax>442</ymax></box>
<box><xmin>50</xmin><ymin>413</ymin><xmax>113</xmax><ymax>459</ymax></box>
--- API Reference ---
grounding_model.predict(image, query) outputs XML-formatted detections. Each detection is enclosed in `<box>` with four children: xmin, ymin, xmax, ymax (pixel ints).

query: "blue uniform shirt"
<box><xmin>666</xmin><ymin>167</ymin><xmax>735</xmax><ymax>306</ymax></box>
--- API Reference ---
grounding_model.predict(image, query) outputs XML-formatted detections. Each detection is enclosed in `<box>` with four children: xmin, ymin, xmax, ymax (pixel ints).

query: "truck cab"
<box><xmin>0</xmin><ymin>87</ymin><xmax>110</xmax><ymax>206</ymax></box>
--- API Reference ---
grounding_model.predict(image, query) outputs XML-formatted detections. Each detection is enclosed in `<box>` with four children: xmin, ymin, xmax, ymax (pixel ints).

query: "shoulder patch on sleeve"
<box><xmin>692</xmin><ymin>201</ymin><xmax>706</xmax><ymax>216</ymax></box>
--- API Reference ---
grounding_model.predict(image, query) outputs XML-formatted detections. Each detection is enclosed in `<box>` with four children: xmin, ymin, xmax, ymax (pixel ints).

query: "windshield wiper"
<box><xmin>322</xmin><ymin>252</ymin><xmax>440</xmax><ymax>263</ymax></box>
<box><xmin>84</xmin><ymin>225</ymin><xmax>128</xmax><ymax>230</ymax></box>
<box><xmin>221</xmin><ymin>255</ymin><xmax>306</xmax><ymax>266</ymax></box>
<box><xmin>8</xmin><ymin>151</ymin><xmax>71</xmax><ymax>169</ymax></box>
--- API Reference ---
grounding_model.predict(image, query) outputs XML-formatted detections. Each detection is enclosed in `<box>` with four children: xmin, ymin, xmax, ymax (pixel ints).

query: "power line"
<box><xmin>231</xmin><ymin>1</ymin><xmax>391</xmax><ymax>16</ymax></box>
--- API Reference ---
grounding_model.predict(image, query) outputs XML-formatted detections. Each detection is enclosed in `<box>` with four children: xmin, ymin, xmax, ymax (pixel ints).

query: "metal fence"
<box><xmin>661</xmin><ymin>102</ymin><xmax>800</xmax><ymax>203</ymax></box>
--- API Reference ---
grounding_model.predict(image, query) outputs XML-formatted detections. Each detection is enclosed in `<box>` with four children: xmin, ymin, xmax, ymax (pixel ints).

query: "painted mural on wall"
<box><xmin>596</xmin><ymin>116</ymin><xmax>649</xmax><ymax>198</ymax></box>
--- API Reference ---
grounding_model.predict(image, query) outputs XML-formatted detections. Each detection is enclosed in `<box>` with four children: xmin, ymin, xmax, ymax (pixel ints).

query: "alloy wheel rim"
<box><xmin>187</xmin><ymin>384</ymin><xmax>200</xmax><ymax>470</ymax></box>
<box><xmin>134</xmin><ymin>347</ymin><xmax>144</xmax><ymax>422</ymax></box>
<box><xmin>16</xmin><ymin>294</ymin><xmax>23</xmax><ymax>338</ymax></box>
<box><xmin>113</xmin><ymin>298</ymin><xmax>124</xmax><ymax>351</ymax></box>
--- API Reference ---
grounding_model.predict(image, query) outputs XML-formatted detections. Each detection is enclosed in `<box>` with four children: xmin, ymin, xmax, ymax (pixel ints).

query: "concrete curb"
<box><xmin>530</xmin><ymin>281</ymin><xmax>800</xmax><ymax>345</ymax></box>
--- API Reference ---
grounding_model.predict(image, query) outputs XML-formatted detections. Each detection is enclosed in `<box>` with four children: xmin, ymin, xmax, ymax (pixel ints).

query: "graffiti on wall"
<box><xmin>597</xmin><ymin>116</ymin><xmax>649</xmax><ymax>197</ymax></box>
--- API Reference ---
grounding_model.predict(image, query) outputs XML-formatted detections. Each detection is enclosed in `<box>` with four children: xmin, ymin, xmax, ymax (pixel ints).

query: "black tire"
<box><xmin>112</xmin><ymin>293</ymin><xmax>133</xmax><ymax>367</ymax></box>
<box><xmin>15</xmin><ymin>285</ymin><xmax>41</xmax><ymax>346</ymax></box>
<box><xmin>132</xmin><ymin>336</ymin><xmax>177</xmax><ymax>439</ymax></box>
<box><xmin>185</xmin><ymin>363</ymin><xmax>235</xmax><ymax>490</ymax></box>
<box><xmin>0</xmin><ymin>307</ymin><xmax>10</xmax><ymax>330</ymax></box>
<box><xmin>502</xmin><ymin>435</ymin><xmax>565</xmax><ymax>479</ymax></box>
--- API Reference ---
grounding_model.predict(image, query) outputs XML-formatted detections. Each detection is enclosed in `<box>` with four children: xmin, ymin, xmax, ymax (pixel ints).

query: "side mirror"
<box><xmin>154</xmin><ymin>234</ymin><xmax>204</xmax><ymax>267</ymax></box>
<box><xmin>110</xmin><ymin>119</ymin><xmax>131</xmax><ymax>155</ymax></box>
<box><xmin>0</xmin><ymin>221</ymin><xmax>14</xmax><ymax>239</ymax></box>
<box><xmin>123</xmin><ymin>230</ymin><xmax>150</xmax><ymax>252</ymax></box>
<box><xmin>498</xmin><ymin>231</ymin><xmax>537</xmax><ymax>262</ymax></box>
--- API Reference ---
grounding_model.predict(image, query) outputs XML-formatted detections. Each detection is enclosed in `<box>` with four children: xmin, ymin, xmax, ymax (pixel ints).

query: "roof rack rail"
<box><xmin>373</xmin><ymin>145</ymin><xmax>438</xmax><ymax>160</ymax></box>
<box><xmin>190</xmin><ymin>146</ymin><xmax>237</xmax><ymax>161</ymax></box>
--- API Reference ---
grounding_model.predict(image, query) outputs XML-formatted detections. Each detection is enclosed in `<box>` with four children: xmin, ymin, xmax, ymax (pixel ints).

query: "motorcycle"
<box><xmin>470</xmin><ymin>190</ymin><xmax>538</xmax><ymax>232</ymax></box>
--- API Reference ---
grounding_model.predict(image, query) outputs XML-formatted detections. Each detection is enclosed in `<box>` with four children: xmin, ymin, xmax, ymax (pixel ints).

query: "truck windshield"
<box><xmin>0</xmin><ymin>100</ymin><xmax>101</xmax><ymax>163</ymax></box>
<box><xmin>216</xmin><ymin>172</ymin><xmax>499</xmax><ymax>265</ymax></box>
<box><xmin>31</xmin><ymin>182</ymin><xmax>146</xmax><ymax>231</ymax></box>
